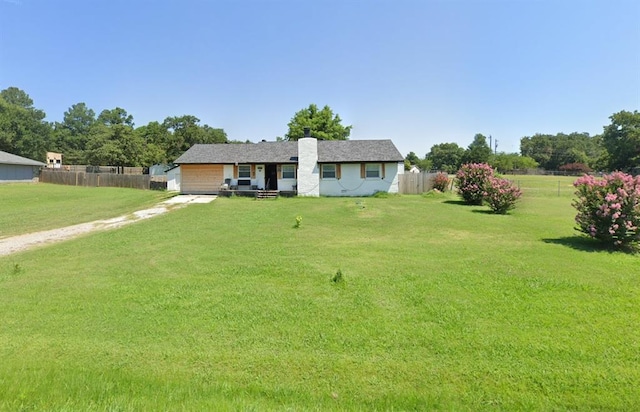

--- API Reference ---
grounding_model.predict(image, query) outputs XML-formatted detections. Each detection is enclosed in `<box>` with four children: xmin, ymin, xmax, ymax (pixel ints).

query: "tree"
<box><xmin>520</xmin><ymin>132</ymin><xmax>603</xmax><ymax>170</ymax></box>
<box><xmin>488</xmin><ymin>153</ymin><xmax>538</xmax><ymax>173</ymax></box>
<box><xmin>51</xmin><ymin>102</ymin><xmax>96</xmax><ymax>164</ymax></box>
<box><xmin>601</xmin><ymin>110</ymin><xmax>640</xmax><ymax>172</ymax></box>
<box><xmin>86</xmin><ymin>108</ymin><xmax>143</xmax><ymax>167</ymax></box>
<box><xmin>136</xmin><ymin>121</ymin><xmax>171</xmax><ymax>165</ymax></box>
<box><xmin>162</xmin><ymin>115</ymin><xmax>228</xmax><ymax>162</ymax></box>
<box><xmin>0</xmin><ymin>87</ymin><xmax>50</xmax><ymax>161</ymax></box>
<box><xmin>426</xmin><ymin>142</ymin><xmax>465</xmax><ymax>173</ymax></box>
<box><xmin>285</xmin><ymin>104</ymin><xmax>352</xmax><ymax>141</ymax></box>
<box><xmin>462</xmin><ymin>133</ymin><xmax>492</xmax><ymax>164</ymax></box>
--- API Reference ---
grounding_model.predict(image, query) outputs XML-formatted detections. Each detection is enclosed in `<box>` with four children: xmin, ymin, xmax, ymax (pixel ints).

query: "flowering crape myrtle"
<box><xmin>483</xmin><ymin>176</ymin><xmax>522</xmax><ymax>214</ymax></box>
<box><xmin>455</xmin><ymin>163</ymin><xmax>495</xmax><ymax>205</ymax></box>
<box><xmin>573</xmin><ymin>172</ymin><xmax>640</xmax><ymax>249</ymax></box>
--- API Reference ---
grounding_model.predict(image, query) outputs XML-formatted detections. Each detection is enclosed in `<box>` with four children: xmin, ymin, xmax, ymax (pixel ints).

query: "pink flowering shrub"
<box><xmin>483</xmin><ymin>177</ymin><xmax>523</xmax><ymax>214</ymax></box>
<box><xmin>455</xmin><ymin>163</ymin><xmax>494</xmax><ymax>205</ymax></box>
<box><xmin>433</xmin><ymin>172</ymin><xmax>449</xmax><ymax>192</ymax></box>
<box><xmin>573</xmin><ymin>172</ymin><xmax>640</xmax><ymax>249</ymax></box>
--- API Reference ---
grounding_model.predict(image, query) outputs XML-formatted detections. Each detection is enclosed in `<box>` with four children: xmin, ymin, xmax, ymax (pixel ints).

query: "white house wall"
<box><xmin>166</xmin><ymin>166</ymin><xmax>181</xmax><ymax>192</ymax></box>
<box><xmin>319</xmin><ymin>162</ymin><xmax>401</xmax><ymax>196</ymax></box>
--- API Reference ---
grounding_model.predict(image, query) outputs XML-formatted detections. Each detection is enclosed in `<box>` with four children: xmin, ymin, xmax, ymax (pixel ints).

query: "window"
<box><xmin>238</xmin><ymin>165</ymin><xmax>251</xmax><ymax>178</ymax></box>
<box><xmin>322</xmin><ymin>164</ymin><xmax>336</xmax><ymax>179</ymax></box>
<box><xmin>365</xmin><ymin>163</ymin><xmax>380</xmax><ymax>178</ymax></box>
<box><xmin>282</xmin><ymin>164</ymin><xmax>295</xmax><ymax>179</ymax></box>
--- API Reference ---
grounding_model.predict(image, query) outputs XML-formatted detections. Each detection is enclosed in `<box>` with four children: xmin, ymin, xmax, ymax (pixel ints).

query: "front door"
<box><xmin>265</xmin><ymin>164</ymin><xmax>278</xmax><ymax>190</ymax></box>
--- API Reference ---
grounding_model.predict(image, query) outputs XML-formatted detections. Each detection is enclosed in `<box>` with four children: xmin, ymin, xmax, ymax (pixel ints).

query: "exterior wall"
<box><xmin>0</xmin><ymin>164</ymin><xmax>39</xmax><ymax>182</ymax></box>
<box><xmin>167</xmin><ymin>166</ymin><xmax>181</xmax><ymax>191</ymax></box>
<box><xmin>297</xmin><ymin>138</ymin><xmax>320</xmax><ymax>196</ymax></box>
<box><xmin>318</xmin><ymin>162</ymin><xmax>402</xmax><ymax>196</ymax></box>
<box><xmin>46</xmin><ymin>152</ymin><xmax>62</xmax><ymax>169</ymax></box>
<box><xmin>180</xmin><ymin>164</ymin><xmax>223</xmax><ymax>194</ymax></box>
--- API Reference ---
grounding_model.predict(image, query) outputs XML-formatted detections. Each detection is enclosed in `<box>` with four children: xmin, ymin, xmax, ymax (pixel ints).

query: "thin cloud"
<box><xmin>2</xmin><ymin>0</ymin><xmax>22</xmax><ymax>4</ymax></box>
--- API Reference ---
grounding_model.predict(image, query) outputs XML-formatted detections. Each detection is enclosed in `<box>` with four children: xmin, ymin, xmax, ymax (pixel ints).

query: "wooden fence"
<box><xmin>40</xmin><ymin>170</ymin><xmax>151</xmax><ymax>190</ymax></box>
<box><xmin>398</xmin><ymin>172</ymin><xmax>438</xmax><ymax>194</ymax></box>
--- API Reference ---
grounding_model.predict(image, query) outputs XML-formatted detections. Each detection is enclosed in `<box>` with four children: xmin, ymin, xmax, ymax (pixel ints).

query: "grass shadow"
<box><xmin>443</xmin><ymin>200</ymin><xmax>473</xmax><ymax>206</ymax></box>
<box><xmin>542</xmin><ymin>236</ymin><xmax>611</xmax><ymax>253</ymax></box>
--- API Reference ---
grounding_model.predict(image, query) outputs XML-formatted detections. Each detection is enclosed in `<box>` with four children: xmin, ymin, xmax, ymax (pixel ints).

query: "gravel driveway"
<box><xmin>0</xmin><ymin>195</ymin><xmax>216</xmax><ymax>257</ymax></box>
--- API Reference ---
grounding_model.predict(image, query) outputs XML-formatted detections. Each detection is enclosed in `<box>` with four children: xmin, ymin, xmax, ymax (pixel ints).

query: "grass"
<box><xmin>1</xmin><ymin>178</ymin><xmax>639</xmax><ymax>410</ymax></box>
<box><xmin>0</xmin><ymin>183</ymin><xmax>172</xmax><ymax>238</ymax></box>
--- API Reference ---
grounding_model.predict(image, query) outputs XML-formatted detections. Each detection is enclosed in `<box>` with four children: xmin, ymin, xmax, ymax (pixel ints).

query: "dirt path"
<box><xmin>0</xmin><ymin>195</ymin><xmax>216</xmax><ymax>257</ymax></box>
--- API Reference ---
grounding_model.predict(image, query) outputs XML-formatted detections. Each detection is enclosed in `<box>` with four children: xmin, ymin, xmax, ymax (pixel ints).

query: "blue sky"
<box><xmin>1</xmin><ymin>0</ymin><xmax>638</xmax><ymax>157</ymax></box>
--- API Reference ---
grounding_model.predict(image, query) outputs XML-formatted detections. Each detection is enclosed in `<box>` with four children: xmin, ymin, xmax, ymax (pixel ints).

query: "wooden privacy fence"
<box><xmin>398</xmin><ymin>172</ymin><xmax>438</xmax><ymax>194</ymax></box>
<box><xmin>40</xmin><ymin>170</ymin><xmax>151</xmax><ymax>190</ymax></box>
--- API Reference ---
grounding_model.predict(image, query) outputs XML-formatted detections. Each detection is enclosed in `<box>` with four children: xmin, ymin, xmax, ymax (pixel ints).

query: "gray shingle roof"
<box><xmin>318</xmin><ymin>140</ymin><xmax>403</xmax><ymax>163</ymax></box>
<box><xmin>174</xmin><ymin>142</ymin><xmax>299</xmax><ymax>164</ymax></box>
<box><xmin>174</xmin><ymin>139</ymin><xmax>403</xmax><ymax>164</ymax></box>
<box><xmin>0</xmin><ymin>150</ymin><xmax>46</xmax><ymax>166</ymax></box>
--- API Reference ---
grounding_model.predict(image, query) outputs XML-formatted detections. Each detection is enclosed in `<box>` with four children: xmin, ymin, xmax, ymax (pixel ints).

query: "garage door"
<box><xmin>180</xmin><ymin>164</ymin><xmax>224</xmax><ymax>194</ymax></box>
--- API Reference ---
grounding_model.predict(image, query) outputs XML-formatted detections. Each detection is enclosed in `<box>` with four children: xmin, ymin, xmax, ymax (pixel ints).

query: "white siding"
<box><xmin>318</xmin><ymin>162</ymin><xmax>402</xmax><ymax>196</ymax></box>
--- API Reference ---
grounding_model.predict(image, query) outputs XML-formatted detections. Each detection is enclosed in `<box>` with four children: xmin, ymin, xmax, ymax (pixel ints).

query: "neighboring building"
<box><xmin>0</xmin><ymin>150</ymin><xmax>46</xmax><ymax>182</ymax></box>
<box><xmin>46</xmin><ymin>152</ymin><xmax>62</xmax><ymax>169</ymax></box>
<box><xmin>173</xmin><ymin>138</ymin><xmax>404</xmax><ymax>196</ymax></box>
<box><xmin>409</xmin><ymin>165</ymin><xmax>421</xmax><ymax>174</ymax></box>
<box><xmin>166</xmin><ymin>165</ymin><xmax>181</xmax><ymax>192</ymax></box>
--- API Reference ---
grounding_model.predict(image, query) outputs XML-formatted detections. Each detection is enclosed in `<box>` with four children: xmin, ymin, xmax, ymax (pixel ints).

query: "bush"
<box><xmin>433</xmin><ymin>172</ymin><xmax>449</xmax><ymax>192</ymax></box>
<box><xmin>483</xmin><ymin>177</ymin><xmax>522</xmax><ymax>214</ymax></box>
<box><xmin>573</xmin><ymin>172</ymin><xmax>640</xmax><ymax>249</ymax></box>
<box><xmin>560</xmin><ymin>163</ymin><xmax>592</xmax><ymax>174</ymax></box>
<box><xmin>455</xmin><ymin>163</ymin><xmax>494</xmax><ymax>205</ymax></box>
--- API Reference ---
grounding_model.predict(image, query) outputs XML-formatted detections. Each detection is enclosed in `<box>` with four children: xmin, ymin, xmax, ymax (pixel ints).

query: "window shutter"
<box><xmin>381</xmin><ymin>163</ymin><xmax>385</xmax><ymax>179</ymax></box>
<box><xmin>360</xmin><ymin>163</ymin><xmax>365</xmax><ymax>179</ymax></box>
<box><xmin>336</xmin><ymin>164</ymin><xmax>341</xmax><ymax>180</ymax></box>
<box><xmin>233</xmin><ymin>165</ymin><xmax>238</xmax><ymax>179</ymax></box>
<box><xmin>277</xmin><ymin>165</ymin><xmax>282</xmax><ymax>179</ymax></box>
<box><xmin>251</xmin><ymin>164</ymin><xmax>256</xmax><ymax>178</ymax></box>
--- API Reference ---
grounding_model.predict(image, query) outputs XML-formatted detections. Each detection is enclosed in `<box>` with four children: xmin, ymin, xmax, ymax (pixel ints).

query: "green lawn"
<box><xmin>1</xmin><ymin>179</ymin><xmax>638</xmax><ymax>410</ymax></box>
<box><xmin>0</xmin><ymin>183</ymin><xmax>172</xmax><ymax>238</ymax></box>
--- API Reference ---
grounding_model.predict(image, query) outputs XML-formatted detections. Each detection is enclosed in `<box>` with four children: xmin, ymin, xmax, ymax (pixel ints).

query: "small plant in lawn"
<box><xmin>13</xmin><ymin>263</ymin><xmax>22</xmax><ymax>275</ymax></box>
<box><xmin>433</xmin><ymin>172</ymin><xmax>449</xmax><ymax>192</ymax></box>
<box><xmin>483</xmin><ymin>177</ymin><xmax>522</xmax><ymax>214</ymax></box>
<box><xmin>573</xmin><ymin>172</ymin><xmax>640</xmax><ymax>249</ymax></box>
<box><xmin>455</xmin><ymin>163</ymin><xmax>494</xmax><ymax>205</ymax></box>
<box><xmin>331</xmin><ymin>269</ymin><xmax>344</xmax><ymax>284</ymax></box>
<box><xmin>294</xmin><ymin>215</ymin><xmax>302</xmax><ymax>228</ymax></box>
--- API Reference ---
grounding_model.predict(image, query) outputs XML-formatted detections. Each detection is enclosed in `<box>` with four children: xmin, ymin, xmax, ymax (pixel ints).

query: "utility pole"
<box><xmin>494</xmin><ymin>139</ymin><xmax>498</xmax><ymax>154</ymax></box>
<box><xmin>489</xmin><ymin>135</ymin><xmax>492</xmax><ymax>151</ymax></box>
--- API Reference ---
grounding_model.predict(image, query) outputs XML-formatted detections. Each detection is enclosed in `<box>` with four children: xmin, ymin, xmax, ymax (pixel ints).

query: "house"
<box><xmin>0</xmin><ymin>150</ymin><xmax>46</xmax><ymax>182</ymax></box>
<box><xmin>173</xmin><ymin>137</ymin><xmax>405</xmax><ymax>196</ymax></box>
<box><xmin>46</xmin><ymin>152</ymin><xmax>62</xmax><ymax>169</ymax></box>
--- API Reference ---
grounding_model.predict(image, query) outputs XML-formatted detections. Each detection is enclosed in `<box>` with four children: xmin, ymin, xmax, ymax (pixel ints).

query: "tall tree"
<box><xmin>86</xmin><ymin>108</ymin><xmax>142</xmax><ymax>167</ymax></box>
<box><xmin>162</xmin><ymin>115</ymin><xmax>228</xmax><ymax>162</ymax></box>
<box><xmin>0</xmin><ymin>87</ymin><xmax>50</xmax><ymax>161</ymax></box>
<box><xmin>425</xmin><ymin>143</ymin><xmax>465</xmax><ymax>173</ymax></box>
<box><xmin>520</xmin><ymin>132</ymin><xmax>603</xmax><ymax>170</ymax></box>
<box><xmin>51</xmin><ymin>102</ymin><xmax>96</xmax><ymax>164</ymax></box>
<box><xmin>285</xmin><ymin>104</ymin><xmax>352</xmax><ymax>141</ymax></box>
<box><xmin>462</xmin><ymin>133</ymin><xmax>492</xmax><ymax>164</ymax></box>
<box><xmin>601</xmin><ymin>110</ymin><xmax>640</xmax><ymax>172</ymax></box>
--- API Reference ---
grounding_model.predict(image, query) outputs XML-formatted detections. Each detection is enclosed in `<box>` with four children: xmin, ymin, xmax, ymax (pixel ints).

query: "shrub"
<box><xmin>433</xmin><ymin>172</ymin><xmax>449</xmax><ymax>192</ymax></box>
<box><xmin>483</xmin><ymin>177</ymin><xmax>522</xmax><ymax>214</ymax></box>
<box><xmin>573</xmin><ymin>172</ymin><xmax>640</xmax><ymax>249</ymax></box>
<box><xmin>560</xmin><ymin>163</ymin><xmax>592</xmax><ymax>174</ymax></box>
<box><xmin>455</xmin><ymin>163</ymin><xmax>494</xmax><ymax>205</ymax></box>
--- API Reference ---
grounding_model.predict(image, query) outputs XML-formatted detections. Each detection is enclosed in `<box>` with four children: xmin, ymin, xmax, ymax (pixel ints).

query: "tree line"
<box><xmin>406</xmin><ymin>110</ymin><xmax>639</xmax><ymax>174</ymax></box>
<box><xmin>0</xmin><ymin>87</ymin><xmax>230</xmax><ymax>167</ymax></box>
<box><xmin>1</xmin><ymin>86</ymin><xmax>637</xmax><ymax>173</ymax></box>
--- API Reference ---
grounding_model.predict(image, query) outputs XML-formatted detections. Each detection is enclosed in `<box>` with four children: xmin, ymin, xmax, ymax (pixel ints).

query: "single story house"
<box><xmin>0</xmin><ymin>150</ymin><xmax>46</xmax><ymax>182</ymax></box>
<box><xmin>173</xmin><ymin>137</ymin><xmax>404</xmax><ymax>196</ymax></box>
